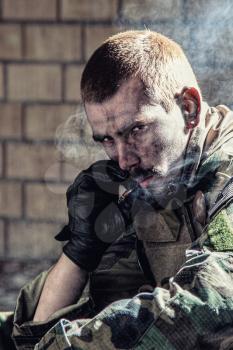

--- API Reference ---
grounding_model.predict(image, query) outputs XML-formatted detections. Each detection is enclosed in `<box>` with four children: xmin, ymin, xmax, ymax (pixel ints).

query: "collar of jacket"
<box><xmin>180</xmin><ymin>103</ymin><xmax>233</xmax><ymax>190</ymax></box>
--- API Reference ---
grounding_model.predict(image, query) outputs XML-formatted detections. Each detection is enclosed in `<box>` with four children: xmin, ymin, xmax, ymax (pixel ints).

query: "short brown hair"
<box><xmin>81</xmin><ymin>30</ymin><xmax>200</xmax><ymax>112</ymax></box>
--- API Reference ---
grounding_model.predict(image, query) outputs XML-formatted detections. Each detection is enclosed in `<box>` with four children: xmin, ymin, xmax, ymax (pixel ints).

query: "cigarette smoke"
<box><xmin>117</xmin><ymin>0</ymin><xmax>233</xmax><ymax>108</ymax></box>
<box><xmin>55</xmin><ymin>105</ymin><xmax>107</xmax><ymax>168</ymax></box>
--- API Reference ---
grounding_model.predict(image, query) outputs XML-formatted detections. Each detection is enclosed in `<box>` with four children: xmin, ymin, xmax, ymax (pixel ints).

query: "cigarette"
<box><xmin>118</xmin><ymin>188</ymin><xmax>135</xmax><ymax>204</ymax></box>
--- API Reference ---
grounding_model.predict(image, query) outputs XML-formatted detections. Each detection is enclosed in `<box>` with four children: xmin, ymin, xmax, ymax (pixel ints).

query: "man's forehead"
<box><xmin>85</xmin><ymin>100</ymin><xmax>164</xmax><ymax>123</ymax></box>
<box><xmin>85</xmin><ymin>77</ymin><xmax>143</xmax><ymax>110</ymax></box>
<box><xmin>84</xmin><ymin>77</ymin><xmax>166</xmax><ymax>133</ymax></box>
<box><xmin>85</xmin><ymin>103</ymin><xmax>139</xmax><ymax>135</ymax></box>
<box><xmin>85</xmin><ymin>77</ymin><xmax>161</xmax><ymax>113</ymax></box>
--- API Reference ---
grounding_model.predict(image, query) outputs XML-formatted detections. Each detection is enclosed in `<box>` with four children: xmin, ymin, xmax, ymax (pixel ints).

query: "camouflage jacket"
<box><xmin>31</xmin><ymin>106</ymin><xmax>233</xmax><ymax>350</ymax></box>
<box><xmin>36</xmin><ymin>250</ymin><xmax>233</xmax><ymax>350</ymax></box>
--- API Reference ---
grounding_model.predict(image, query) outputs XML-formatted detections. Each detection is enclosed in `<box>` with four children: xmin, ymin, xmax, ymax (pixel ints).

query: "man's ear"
<box><xmin>179</xmin><ymin>87</ymin><xmax>201</xmax><ymax>130</ymax></box>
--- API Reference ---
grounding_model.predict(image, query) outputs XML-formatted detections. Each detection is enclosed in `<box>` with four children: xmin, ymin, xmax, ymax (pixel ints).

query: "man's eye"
<box><xmin>102</xmin><ymin>137</ymin><xmax>114</xmax><ymax>146</ymax></box>
<box><xmin>131</xmin><ymin>125</ymin><xmax>148</xmax><ymax>135</ymax></box>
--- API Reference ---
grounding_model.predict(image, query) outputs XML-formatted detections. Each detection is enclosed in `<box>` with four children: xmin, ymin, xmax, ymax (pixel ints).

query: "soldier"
<box><xmin>12</xmin><ymin>31</ymin><xmax>233</xmax><ymax>349</ymax></box>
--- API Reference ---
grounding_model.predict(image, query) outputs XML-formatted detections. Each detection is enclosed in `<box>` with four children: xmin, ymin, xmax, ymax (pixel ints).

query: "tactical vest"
<box><xmin>134</xmin><ymin>105</ymin><xmax>233</xmax><ymax>287</ymax></box>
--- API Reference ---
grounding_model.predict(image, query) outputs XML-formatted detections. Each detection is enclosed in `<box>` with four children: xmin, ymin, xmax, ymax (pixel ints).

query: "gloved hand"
<box><xmin>55</xmin><ymin>160</ymin><xmax>134</xmax><ymax>271</ymax></box>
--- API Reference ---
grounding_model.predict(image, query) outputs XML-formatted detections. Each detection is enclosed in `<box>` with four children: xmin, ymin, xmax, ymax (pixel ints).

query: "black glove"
<box><xmin>55</xmin><ymin>160</ymin><xmax>133</xmax><ymax>271</ymax></box>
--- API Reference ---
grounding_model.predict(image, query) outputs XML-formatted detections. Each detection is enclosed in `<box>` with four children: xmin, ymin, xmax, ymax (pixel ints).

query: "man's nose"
<box><xmin>116</xmin><ymin>141</ymin><xmax>139</xmax><ymax>171</ymax></box>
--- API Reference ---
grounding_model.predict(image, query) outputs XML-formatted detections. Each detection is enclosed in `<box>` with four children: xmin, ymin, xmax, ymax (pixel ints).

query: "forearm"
<box><xmin>33</xmin><ymin>253</ymin><xmax>88</xmax><ymax>322</ymax></box>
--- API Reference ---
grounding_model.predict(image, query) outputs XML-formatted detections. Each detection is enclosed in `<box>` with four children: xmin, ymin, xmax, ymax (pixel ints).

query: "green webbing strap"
<box><xmin>205</xmin><ymin>177</ymin><xmax>233</xmax><ymax>251</ymax></box>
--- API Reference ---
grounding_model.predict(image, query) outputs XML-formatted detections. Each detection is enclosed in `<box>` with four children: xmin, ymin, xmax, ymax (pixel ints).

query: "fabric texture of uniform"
<box><xmin>35</xmin><ymin>238</ymin><xmax>233</xmax><ymax>349</ymax></box>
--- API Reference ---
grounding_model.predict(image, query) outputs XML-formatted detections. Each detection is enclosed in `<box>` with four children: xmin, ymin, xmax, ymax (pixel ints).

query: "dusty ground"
<box><xmin>0</xmin><ymin>259</ymin><xmax>55</xmax><ymax>311</ymax></box>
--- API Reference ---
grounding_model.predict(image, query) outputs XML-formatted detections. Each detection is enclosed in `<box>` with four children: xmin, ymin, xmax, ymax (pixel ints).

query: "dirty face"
<box><xmin>85</xmin><ymin>78</ymin><xmax>190</xmax><ymax>197</ymax></box>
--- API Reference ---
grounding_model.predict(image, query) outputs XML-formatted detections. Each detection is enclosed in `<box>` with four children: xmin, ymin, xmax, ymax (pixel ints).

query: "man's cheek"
<box><xmin>103</xmin><ymin>146</ymin><xmax>117</xmax><ymax>161</ymax></box>
<box><xmin>137</xmin><ymin>147</ymin><xmax>159</xmax><ymax>169</ymax></box>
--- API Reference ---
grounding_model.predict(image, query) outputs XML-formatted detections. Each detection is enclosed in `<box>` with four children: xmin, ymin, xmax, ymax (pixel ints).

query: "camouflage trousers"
<box><xmin>29</xmin><ymin>250</ymin><xmax>233</xmax><ymax>350</ymax></box>
<box><xmin>11</xmin><ymin>236</ymin><xmax>149</xmax><ymax>350</ymax></box>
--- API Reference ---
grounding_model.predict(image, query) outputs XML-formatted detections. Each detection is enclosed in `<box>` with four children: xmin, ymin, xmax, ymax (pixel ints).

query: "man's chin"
<box><xmin>136</xmin><ymin>178</ymin><xmax>167</xmax><ymax>205</ymax></box>
<box><xmin>138</xmin><ymin>175</ymin><xmax>166</xmax><ymax>192</ymax></box>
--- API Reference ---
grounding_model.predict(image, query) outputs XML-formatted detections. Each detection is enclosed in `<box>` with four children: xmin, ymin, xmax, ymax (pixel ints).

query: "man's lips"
<box><xmin>137</xmin><ymin>175</ymin><xmax>155</xmax><ymax>188</ymax></box>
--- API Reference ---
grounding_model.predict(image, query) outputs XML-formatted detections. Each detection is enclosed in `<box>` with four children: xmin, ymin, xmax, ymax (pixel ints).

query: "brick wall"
<box><xmin>0</xmin><ymin>0</ymin><xmax>233</xmax><ymax>261</ymax></box>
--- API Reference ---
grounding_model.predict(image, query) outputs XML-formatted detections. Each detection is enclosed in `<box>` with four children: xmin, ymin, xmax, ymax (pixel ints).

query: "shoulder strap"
<box><xmin>208</xmin><ymin>177</ymin><xmax>233</xmax><ymax>220</ymax></box>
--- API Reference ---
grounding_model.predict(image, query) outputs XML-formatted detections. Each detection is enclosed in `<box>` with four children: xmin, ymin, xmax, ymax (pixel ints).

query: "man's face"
<box><xmin>85</xmin><ymin>78</ymin><xmax>190</xmax><ymax>197</ymax></box>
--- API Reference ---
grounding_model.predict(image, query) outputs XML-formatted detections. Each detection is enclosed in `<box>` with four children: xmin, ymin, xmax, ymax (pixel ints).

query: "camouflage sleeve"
<box><xmin>35</xmin><ymin>202</ymin><xmax>233</xmax><ymax>350</ymax></box>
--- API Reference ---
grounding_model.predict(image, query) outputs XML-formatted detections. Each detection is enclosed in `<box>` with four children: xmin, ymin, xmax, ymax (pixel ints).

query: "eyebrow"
<box><xmin>92</xmin><ymin>121</ymin><xmax>142</xmax><ymax>142</ymax></box>
<box><xmin>91</xmin><ymin>103</ymin><xmax>162</xmax><ymax>143</ymax></box>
